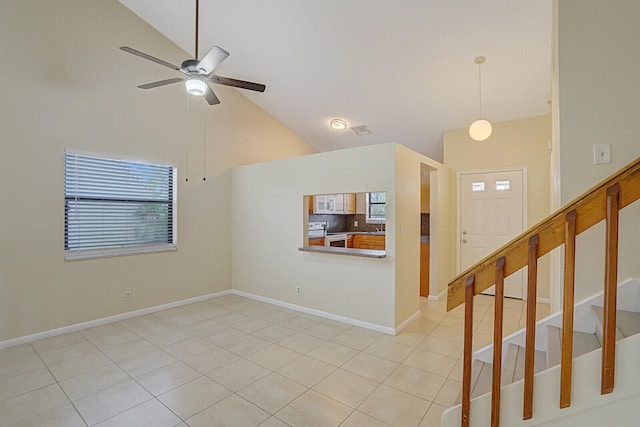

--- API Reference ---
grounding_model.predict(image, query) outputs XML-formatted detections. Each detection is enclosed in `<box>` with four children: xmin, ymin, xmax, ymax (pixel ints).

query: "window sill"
<box><xmin>65</xmin><ymin>244</ymin><xmax>177</xmax><ymax>261</ymax></box>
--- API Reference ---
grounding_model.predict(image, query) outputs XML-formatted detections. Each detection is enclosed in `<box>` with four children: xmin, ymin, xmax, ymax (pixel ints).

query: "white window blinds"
<box><xmin>64</xmin><ymin>152</ymin><xmax>176</xmax><ymax>258</ymax></box>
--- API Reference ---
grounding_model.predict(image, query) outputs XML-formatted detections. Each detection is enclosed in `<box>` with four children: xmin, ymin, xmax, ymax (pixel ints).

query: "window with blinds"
<box><xmin>64</xmin><ymin>152</ymin><xmax>177</xmax><ymax>260</ymax></box>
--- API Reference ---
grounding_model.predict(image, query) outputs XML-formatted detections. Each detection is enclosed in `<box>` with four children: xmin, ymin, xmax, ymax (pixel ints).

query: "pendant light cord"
<box><xmin>473</xmin><ymin>56</ymin><xmax>487</xmax><ymax>119</ymax></box>
<box><xmin>478</xmin><ymin>60</ymin><xmax>483</xmax><ymax>117</ymax></box>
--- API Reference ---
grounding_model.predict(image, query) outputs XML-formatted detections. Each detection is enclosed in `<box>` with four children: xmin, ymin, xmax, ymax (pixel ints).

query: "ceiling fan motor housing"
<box><xmin>181</xmin><ymin>59</ymin><xmax>204</xmax><ymax>74</ymax></box>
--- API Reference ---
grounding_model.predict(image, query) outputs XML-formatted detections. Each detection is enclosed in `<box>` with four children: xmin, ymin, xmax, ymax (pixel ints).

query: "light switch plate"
<box><xmin>594</xmin><ymin>144</ymin><xmax>611</xmax><ymax>164</ymax></box>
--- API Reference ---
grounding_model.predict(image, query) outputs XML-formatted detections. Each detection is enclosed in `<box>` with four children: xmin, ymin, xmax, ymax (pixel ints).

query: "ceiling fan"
<box><xmin>119</xmin><ymin>0</ymin><xmax>265</xmax><ymax>105</ymax></box>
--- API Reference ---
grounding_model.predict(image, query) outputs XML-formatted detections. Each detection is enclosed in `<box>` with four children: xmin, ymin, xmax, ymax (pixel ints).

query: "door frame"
<box><xmin>456</xmin><ymin>166</ymin><xmax>528</xmax><ymax>295</ymax></box>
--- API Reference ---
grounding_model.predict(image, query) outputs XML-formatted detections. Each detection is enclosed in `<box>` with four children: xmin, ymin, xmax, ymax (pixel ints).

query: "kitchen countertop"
<box><xmin>322</xmin><ymin>231</ymin><xmax>385</xmax><ymax>236</ymax></box>
<box><xmin>298</xmin><ymin>246</ymin><xmax>386</xmax><ymax>258</ymax></box>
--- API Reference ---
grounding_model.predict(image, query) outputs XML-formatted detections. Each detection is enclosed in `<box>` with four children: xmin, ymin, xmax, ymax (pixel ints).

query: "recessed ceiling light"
<box><xmin>330</xmin><ymin>119</ymin><xmax>348</xmax><ymax>130</ymax></box>
<box><xmin>351</xmin><ymin>125</ymin><xmax>371</xmax><ymax>135</ymax></box>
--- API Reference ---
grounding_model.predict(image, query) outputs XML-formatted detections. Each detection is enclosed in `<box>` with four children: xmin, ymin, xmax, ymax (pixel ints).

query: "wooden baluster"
<box><xmin>602</xmin><ymin>184</ymin><xmax>620</xmax><ymax>394</ymax></box>
<box><xmin>491</xmin><ymin>257</ymin><xmax>506</xmax><ymax>427</ymax></box>
<box><xmin>523</xmin><ymin>234</ymin><xmax>539</xmax><ymax>419</ymax></box>
<box><xmin>560</xmin><ymin>210</ymin><xmax>577</xmax><ymax>408</ymax></box>
<box><xmin>461</xmin><ymin>275</ymin><xmax>475</xmax><ymax>427</ymax></box>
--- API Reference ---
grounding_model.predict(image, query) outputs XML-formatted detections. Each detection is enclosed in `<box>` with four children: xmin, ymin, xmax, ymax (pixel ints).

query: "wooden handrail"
<box><xmin>450</xmin><ymin>157</ymin><xmax>640</xmax><ymax>426</ymax></box>
<box><xmin>448</xmin><ymin>157</ymin><xmax>640</xmax><ymax>310</ymax></box>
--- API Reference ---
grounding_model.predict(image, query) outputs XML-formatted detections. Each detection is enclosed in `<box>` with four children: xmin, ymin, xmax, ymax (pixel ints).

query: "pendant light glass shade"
<box><xmin>469</xmin><ymin>119</ymin><xmax>492</xmax><ymax>141</ymax></box>
<box><xmin>469</xmin><ymin>56</ymin><xmax>492</xmax><ymax>141</ymax></box>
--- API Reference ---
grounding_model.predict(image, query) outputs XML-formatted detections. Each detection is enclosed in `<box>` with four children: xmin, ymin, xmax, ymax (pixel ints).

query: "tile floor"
<box><xmin>0</xmin><ymin>294</ymin><xmax>550</xmax><ymax>427</ymax></box>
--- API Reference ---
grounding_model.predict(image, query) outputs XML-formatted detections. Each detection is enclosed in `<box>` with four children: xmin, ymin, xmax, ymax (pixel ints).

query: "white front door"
<box><xmin>459</xmin><ymin>169</ymin><xmax>525</xmax><ymax>299</ymax></box>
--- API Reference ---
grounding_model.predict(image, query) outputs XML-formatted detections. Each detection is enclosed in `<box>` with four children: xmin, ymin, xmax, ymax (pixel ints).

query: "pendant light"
<box><xmin>469</xmin><ymin>56</ymin><xmax>492</xmax><ymax>142</ymax></box>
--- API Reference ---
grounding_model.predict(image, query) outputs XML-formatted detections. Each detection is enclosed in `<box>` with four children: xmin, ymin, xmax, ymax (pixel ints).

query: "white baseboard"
<box><xmin>231</xmin><ymin>290</ymin><xmax>399</xmax><ymax>335</ymax></box>
<box><xmin>394</xmin><ymin>310</ymin><xmax>421</xmax><ymax>334</ymax></box>
<box><xmin>1</xmin><ymin>287</ymin><xmax>430</xmax><ymax>350</ymax></box>
<box><xmin>0</xmin><ymin>290</ymin><xmax>232</xmax><ymax>350</ymax></box>
<box><xmin>428</xmin><ymin>287</ymin><xmax>448</xmax><ymax>302</ymax></box>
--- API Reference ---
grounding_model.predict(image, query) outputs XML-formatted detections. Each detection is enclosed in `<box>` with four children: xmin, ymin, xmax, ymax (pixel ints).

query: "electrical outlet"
<box><xmin>354</xmin><ymin>220</ymin><xmax>358</xmax><ymax>227</ymax></box>
<box><xmin>124</xmin><ymin>291</ymin><xmax>132</xmax><ymax>301</ymax></box>
<box><xmin>296</xmin><ymin>286</ymin><xmax>301</xmax><ymax>295</ymax></box>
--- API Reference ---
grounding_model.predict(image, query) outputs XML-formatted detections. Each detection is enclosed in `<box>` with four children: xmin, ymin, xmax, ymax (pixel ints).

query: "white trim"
<box><xmin>428</xmin><ymin>287</ymin><xmax>448</xmax><ymax>301</ymax></box>
<box><xmin>1</xmin><ymin>287</ymin><xmax>427</xmax><ymax>350</ymax></box>
<box><xmin>231</xmin><ymin>290</ymin><xmax>400</xmax><ymax>335</ymax></box>
<box><xmin>0</xmin><ymin>290</ymin><xmax>231</xmax><ymax>350</ymax></box>
<box><xmin>394</xmin><ymin>310</ymin><xmax>421</xmax><ymax>335</ymax></box>
<box><xmin>537</xmin><ymin>297</ymin><xmax>551</xmax><ymax>305</ymax></box>
<box><xmin>65</xmin><ymin>244</ymin><xmax>177</xmax><ymax>261</ymax></box>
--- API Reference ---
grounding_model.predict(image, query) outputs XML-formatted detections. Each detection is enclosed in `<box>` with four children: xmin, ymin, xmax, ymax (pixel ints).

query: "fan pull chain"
<box><xmin>203</xmin><ymin>104</ymin><xmax>206</xmax><ymax>181</ymax></box>
<box><xmin>185</xmin><ymin>94</ymin><xmax>190</xmax><ymax>182</ymax></box>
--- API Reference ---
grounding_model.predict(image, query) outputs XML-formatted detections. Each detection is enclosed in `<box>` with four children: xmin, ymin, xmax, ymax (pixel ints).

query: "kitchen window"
<box><xmin>366</xmin><ymin>191</ymin><xmax>386</xmax><ymax>223</ymax></box>
<box><xmin>64</xmin><ymin>151</ymin><xmax>177</xmax><ymax>260</ymax></box>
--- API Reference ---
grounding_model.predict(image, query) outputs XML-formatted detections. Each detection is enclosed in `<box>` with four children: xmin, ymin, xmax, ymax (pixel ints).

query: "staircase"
<box><xmin>443</xmin><ymin>157</ymin><xmax>640</xmax><ymax>426</ymax></box>
<box><xmin>454</xmin><ymin>279</ymin><xmax>640</xmax><ymax>405</ymax></box>
<box><xmin>444</xmin><ymin>279</ymin><xmax>640</xmax><ymax>426</ymax></box>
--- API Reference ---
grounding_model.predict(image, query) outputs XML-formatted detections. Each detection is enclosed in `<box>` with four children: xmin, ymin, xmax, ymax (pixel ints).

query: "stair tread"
<box><xmin>591</xmin><ymin>305</ymin><xmax>640</xmax><ymax>339</ymax></box>
<box><xmin>546</xmin><ymin>325</ymin><xmax>600</xmax><ymax>368</ymax></box>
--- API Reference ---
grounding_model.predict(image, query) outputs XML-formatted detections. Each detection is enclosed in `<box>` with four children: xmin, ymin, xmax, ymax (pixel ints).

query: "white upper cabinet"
<box><xmin>312</xmin><ymin>193</ymin><xmax>356</xmax><ymax>214</ymax></box>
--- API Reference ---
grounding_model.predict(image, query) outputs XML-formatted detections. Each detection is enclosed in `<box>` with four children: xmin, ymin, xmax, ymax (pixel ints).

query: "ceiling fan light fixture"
<box><xmin>185</xmin><ymin>78</ymin><xmax>207</xmax><ymax>96</ymax></box>
<box><xmin>330</xmin><ymin>119</ymin><xmax>348</xmax><ymax>130</ymax></box>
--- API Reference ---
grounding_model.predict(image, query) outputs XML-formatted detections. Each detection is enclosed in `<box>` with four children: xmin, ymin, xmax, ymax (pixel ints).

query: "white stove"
<box><xmin>308</xmin><ymin>222</ymin><xmax>327</xmax><ymax>238</ymax></box>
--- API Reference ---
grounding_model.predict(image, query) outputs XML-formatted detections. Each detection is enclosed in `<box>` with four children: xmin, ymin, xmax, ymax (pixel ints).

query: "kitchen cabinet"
<box><xmin>352</xmin><ymin>234</ymin><xmax>385</xmax><ymax>250</ymax></box>
<box><xmin>309</xmin><ymin>237</ymin><xmax>325</xmax><ymax>246</ymax></box>
<box><xmin>312</xmin><ymin>193</ymin><xmax>356</xmax><ymax>214</ymax></box>
<box><xmin>420</xmin><ymin>243</ymin><xmax>430</xmax><ymax>297</ymax></box>
<box><xmin>344</xmin><ymin>193</ymin><xmax>356</xmax><ymax>214</ymax></box>
<box><xmin>347</xmin><ymin>234</ymin><xmax>355</xmax><ymax>248</ymax></box>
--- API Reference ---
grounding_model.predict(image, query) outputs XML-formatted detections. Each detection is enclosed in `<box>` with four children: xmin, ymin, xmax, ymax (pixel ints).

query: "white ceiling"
<box><xmin>119</xmin><ymin>0</ymin><xmax>552</xmax><ymax>161</ymax></box>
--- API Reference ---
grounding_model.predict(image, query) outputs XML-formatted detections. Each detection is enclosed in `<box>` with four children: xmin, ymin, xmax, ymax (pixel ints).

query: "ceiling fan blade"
<box><xmin>198</xmin><ymin>46</ymin><xmax>230</xmax><ymax>75</ymax></box>
<box><xmin>120</xmin><ymin>46</ymin><xmax>182</xmax><ymax>72</ymax></box>
<box><xmin>204</xmin><ymin>85</ymin><xmax>221</xmax><ymax>105</ymax></box>
<box><xmin>207</xmin><ymin>75</ymin><xmax>266</xmax><ymax>93</ymax></box>
<box><xmin>137</xmin><ymin>77</ymin><xmax>185</xmax><ymax>89</ymax></box>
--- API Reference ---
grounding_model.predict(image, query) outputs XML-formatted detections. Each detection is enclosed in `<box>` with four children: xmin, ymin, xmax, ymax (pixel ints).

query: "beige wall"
<box><xmin>231</xmin><ymin>143</ymin><xmax>451</xmax><ymax>329</ymax></box>
<box><xmin>393</xmin><ymin>145</ymin><xmax>451</xmax><ymax>322</ymax></box>
<box><xmin>232</xmin><ymin>144</ymin><xmax>397</xmax><ymax>329</ymax></box>
<box><xmin>0</xmin><ymin>0</ymin><xmax>315</xmax><ymax>341</ymax></box>
<box><xmin>556</xmin><ymin>0</ymin><xmax>640</xmax><ymax>301</ymax></box>
<box><xmin>443</xmin><ymin>115</ymin><xmax>552</xmax><ymax>300</ymax></box>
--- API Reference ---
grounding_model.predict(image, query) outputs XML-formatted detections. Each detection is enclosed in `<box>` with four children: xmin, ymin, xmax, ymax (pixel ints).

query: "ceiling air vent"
<box><xmin>351</xmin><ymin>125</ymin><xmax>371</xmax><ymax>136</ymax></box>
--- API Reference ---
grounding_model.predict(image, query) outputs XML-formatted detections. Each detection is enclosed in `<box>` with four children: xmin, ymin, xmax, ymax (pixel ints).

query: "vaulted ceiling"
<box><xmin>119</xmin><ymin>0</ymin><xmax>552</xmax><ymax>161</ymax></box>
